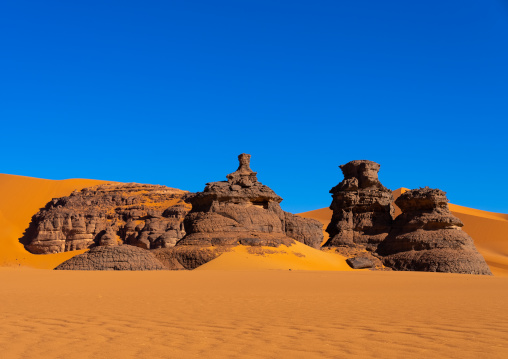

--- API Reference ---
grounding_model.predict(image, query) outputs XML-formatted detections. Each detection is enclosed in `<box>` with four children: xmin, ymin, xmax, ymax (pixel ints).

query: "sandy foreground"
<box><xmin>1</xmin><ymin>268</ymin><xmax>507</xmax><ymax>359</ymax></box>
<box><xmin>1</xmin><ymin>174</ymin><xmax>508</xmax><ymax>358</ymax></box>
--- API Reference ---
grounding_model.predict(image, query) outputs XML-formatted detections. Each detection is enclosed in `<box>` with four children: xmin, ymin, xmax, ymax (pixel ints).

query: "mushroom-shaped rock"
<box><xmin>54</xmin><ymin>245</ymin><xmax>165</xmax><ymax>270</ymax></box>
<box><xmin>154</xmin><ymin>154</ymin><xmax>323</xmax><ymax>270</ymax></box>
<box><xmin>177</xmin><ymin>153</ymin><xmax>323</xmax><ymax>248</ymax></box>
<box><xmin>377</xmin><ymin>187</ymin><xmax>492</xmax><ymax>275</ymax></box>
<box><xmin>323</xmin><ymin>160</ymin><xmax>394</xmax><ymax>251</ymax></box>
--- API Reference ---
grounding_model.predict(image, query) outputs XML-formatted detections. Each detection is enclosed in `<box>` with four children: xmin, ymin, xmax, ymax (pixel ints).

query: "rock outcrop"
<box><xmin>22</xmin><ymin>183</ymin><xmax>190</xmax><ymax>254</ymax></box>
<box><xmin>55</xmin><ymin>245</ymin><xmax>165</xmax><ymax>270</ymax></box>
<box><xmin>153</xmin><ymin>154</ymin><xmax>323</xmax><ymax>270</ymax></box>
<box><xmin>177</xmin><ymin>153</ymin><xmax>323</xmax><ymax>249</ymax></box>
<box><xmin>377</xmin><ymin>187</ymin><xmax>492</xmax><ymax>275</ymax></box>
<box><xmin>323</xmin><ymin>160</ymin><xmax>394</xmax><ymax>251</ymax></box>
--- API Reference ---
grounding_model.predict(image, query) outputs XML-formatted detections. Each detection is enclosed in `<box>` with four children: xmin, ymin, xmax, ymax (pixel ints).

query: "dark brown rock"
<box><xmin>346</xmin><ymin>256</ymin><xmax>375</xmax><ymax>269</ymax></box>
<box><xmin>153</xmin><ymin>154</ymin><xmax>323</xmax><ymax>270</ymax></box>
<box><xmin>377</xmin><ymin>187</ymin><xmax>492</xmax><ymax>275</ymax></box>
<box><xmin>54</xmin><ymin>245</ymin><xmax>165</xmax><ymax>270</ymax></box>
<box><xmin>284</xmin><ymin>212</ymin><xmax>324</xmax><ymax>248</ymax></box>
<box><xmin>152</xmin><ymin>246</ymin><xmax>229</xmax><ymax>270</ymax></box>
<box><xmin>323</xmin><ymin>160</ymin><xmax>394</xmax><ymax>251</ymax></box>
<box><xmin>178</xmin><ymin>153</ymin><xmax>323</xmax><ymax>249</ymax></box>
<box><xmin>22</xmin><ymin>183</ymin><xmax>190</xmax><ymax>254</ymax></box>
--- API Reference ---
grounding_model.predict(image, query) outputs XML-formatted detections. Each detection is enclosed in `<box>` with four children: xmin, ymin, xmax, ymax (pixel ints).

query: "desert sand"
<box><xmin>1</xmin><ymin>174</ymin><xmax>508</xmax><ymax>358</ymax></box>
<box><xmin>196</xmin><ymin>241</ymin><xmax>354</xmax><ymax>271</ymax></box>
<box><xmin>1</xmin><ymin>268</ymin><xmax>507</xmax><ymax>359</ymax></box>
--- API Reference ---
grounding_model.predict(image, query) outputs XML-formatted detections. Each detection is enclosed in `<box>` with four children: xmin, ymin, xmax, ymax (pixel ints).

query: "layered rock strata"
<box><xmin>55</xmin><ymin>245</ymin><xmax>165</xmax><ymax>271</ymax></box>
<box><xmin>153</xmin><ymin>154</ymin><xmax>324</xmax><ymax>270</ymax></box>
<box><xmin>323</xmin><ymin>160</ymin><xmax>394</xmax><ymax>251</ymax></box>
<box><xmin>177</xmin><ymin>153</ymin><xmax>323</xmax><ymax>249</ymax></box>
<box><xmin>377</xmin><ymin>187</ymin><xmax>492</xmax><ymax>275</ymax></box>
<box><xmin>22</xmin><ymin>183</ymin><xmax>190</xmax><ymax>254</ymax></box>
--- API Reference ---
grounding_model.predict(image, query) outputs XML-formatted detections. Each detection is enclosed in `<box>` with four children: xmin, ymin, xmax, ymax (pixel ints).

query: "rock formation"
<box><xmin>153</xmin><ymin>154</ymin><xmax>324</xmax><ymax>270</ymax></box>
<box><xmin>55</xmin><ymin>245</ymin><xmax>165</xmax><ymax>270</ymax></box>
<box><xmin>377</xmin><ymin>187</ymin><xmax>492</xmax><ymax>275</ymax></box>
<box><xmin>177</xmin><ymin>153</ymin><xmax>323</xmax><ymax>248</ymax></box>
<box><xmin>323</xmin><ymin>160</ymin><xmax>394</xmax><ymax>251</ymax></box>
<box><xmin>22</xmin><ymin>183</ymin><xmax>190</xmax><ymax>254</ymax></box>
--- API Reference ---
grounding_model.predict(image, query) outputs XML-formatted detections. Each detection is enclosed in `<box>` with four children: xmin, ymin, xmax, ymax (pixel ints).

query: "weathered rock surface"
<box><xmin>55</xmin><ymin>245</ymin><xmax>165</xmax><ymax>270</ymax></box>
<box><xmin>377</xmin><ymin>187</ymin><xmax>492</xmax><ymax>275</ymax></box>
<box><xmin>152</xmin><ymin>246</ymin><xmax>228</xmax><ymax>270</ymax></box>
<box><xmin>346</xmin><ymin>256</ymin><xmax>375</xmax><ymax>269</ymax></box>
<box><xmin>177</xmin><ymin>153</ymin><xmax>323</xmax><ymax>249</ymax></box>
<box><xmin>323</xmin><ymin>160</ymin><xmax>394</xmax><ymax>251</ymax></box>
<box><xmin>22</xmin><ymin>183</ymin><xmax>190</xmax><ymax>254</ymax></box>
<box><xmin>151</xmin><ymin>154</ymin><xmax>324</xmax><ymax>270</ymax></box>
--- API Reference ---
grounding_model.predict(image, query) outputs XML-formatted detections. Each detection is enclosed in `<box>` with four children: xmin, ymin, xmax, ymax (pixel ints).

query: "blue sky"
<box><xmin>1</xmin><ymin>1</ymin><xmax>507</xmax><ymax>213</ymax></box>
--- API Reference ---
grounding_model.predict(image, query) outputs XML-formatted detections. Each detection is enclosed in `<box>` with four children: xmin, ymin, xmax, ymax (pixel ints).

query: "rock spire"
<box><xmin>323</xmin><ymin>160</ymin><xmax>394</xmax><ymax>251</ymax></box>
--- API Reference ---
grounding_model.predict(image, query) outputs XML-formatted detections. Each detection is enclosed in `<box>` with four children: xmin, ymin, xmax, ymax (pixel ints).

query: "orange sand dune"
<box><xmin>299</xmin><ymin>188</ymin><xmax>508</xmax><ymax>277</ymax></box>
<box><xmin>196</xmin><ymin>242</ymin><xmax>354</xmax><ymax>271</ymax></box>
<box><xmin>1</xmin><ymin>268</ymin><xmax>507</xmax><ymax>359</ymax></box>
<box><xmin>0</xmin><ymin>174</ymin><xmax>113</xmax><ymax>268</ymax></box>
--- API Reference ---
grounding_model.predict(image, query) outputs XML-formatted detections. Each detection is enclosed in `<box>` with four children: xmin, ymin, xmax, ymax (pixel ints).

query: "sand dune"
<box><xmin>0</xmin><ymin>174</ymin><xmax>113</xmax><ymax>268</ymax></box>
<box><xmin>196</xmin><ymin>241</ymin><xmax>354</xmax><ymax>271</ymax></box>
<box><xmin>1</xmin><ymin>268</ymin><xmax>507</xmax><ymax>359</ymax></box>
<box><xmin>299</xmin><ymin>188</ymin><xmax>508</xmax><ymax>277</ymax></box>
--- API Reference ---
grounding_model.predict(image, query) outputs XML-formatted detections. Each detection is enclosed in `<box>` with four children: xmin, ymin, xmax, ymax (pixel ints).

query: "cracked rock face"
<box><xmin>22</xmin><ymin>183</ymin><xmax>190</xmax><ymax>254</ymax></box>
<box><xmin>377</xmin><ymin>187</ymin><xmax>492</xmax><ymax>275</ymax></box>
<box><xmin>323</xmin><ymin>160</ymin><xmax>394</xmax><ymax>251</ymax></box>
<box><xmin>177</xmin><ymin>153</ymin><xmax>323</xmax><ymax>249</ymax></box>
<box><xmin>54</xmin><ymin>245</ymin><xmax>165</xmax><ymax>271</ymax></box>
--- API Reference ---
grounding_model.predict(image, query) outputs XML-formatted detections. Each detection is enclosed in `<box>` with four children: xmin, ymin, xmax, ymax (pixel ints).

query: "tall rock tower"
<box><xmin>323</xmin><ymin>160</ymin><xmax>394</xmax><ymax>251</ymax></box>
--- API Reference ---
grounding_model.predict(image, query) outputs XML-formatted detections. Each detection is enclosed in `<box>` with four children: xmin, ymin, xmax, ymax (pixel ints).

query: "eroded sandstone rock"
<box><xmin>323</xmin><ymin>160</ymin><xmax>394</xmax><ymax>251</ymax></box>
<box><xmin>377</xmin><ymin>187</ymin><xmax>492</xmax><ymax>275</ymax></box>
<box><xmin>153</xmin><ymin>154</ymin><xmax>323</xmax><ymax>270</ymax></box>
<box><xmin>54</xmin><ymin>245</ymin><xmax>165</xmax><ymax>270</ymax></box>
<box><xmin>178</xmin><ymin>153</ymin><xmax>323</xmax><ymax>249</ymax></box>
<box><xmin>346</xmin><ymin>256</ymin><xmax>375</xmax><ymax>269</ymax></box>
<box><xmin>22</xmin><ymin>183</ymin><xmax>190</xmax><ymax>254</ymax></box>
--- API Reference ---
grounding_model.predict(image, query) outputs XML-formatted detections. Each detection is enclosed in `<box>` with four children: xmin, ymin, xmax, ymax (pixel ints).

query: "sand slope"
<box><xmin>196</xmin><ymin>241</ymin><xmax>355</xmax><ymax>271</ymax></box>
<box><xmin>300</xmin><ymin>188</ymin><xmax>508</xmax><ymax>277</ymax></box>
<box><xmin>0</xmin><ymin>174</ymin><xmax>113</xmax><ymax>268</ymax></box>
<box><xmin>1</xmin><ymin>268</ymin><xmax>507</xmax><ymax>359</ymax></box>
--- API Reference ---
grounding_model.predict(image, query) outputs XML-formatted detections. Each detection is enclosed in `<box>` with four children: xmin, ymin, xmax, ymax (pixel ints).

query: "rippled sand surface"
<box><xmin>1</xmin><ymin>269</ymin><xmax>507</xmax><ymax>359</ymax></box>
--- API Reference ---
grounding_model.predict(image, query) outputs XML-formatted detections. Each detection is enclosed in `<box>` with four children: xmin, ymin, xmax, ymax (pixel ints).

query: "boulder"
<box><xmin>346</xmin><ymin>256</ymin><xmax>375</xmax><ymax>269</ymax></box>
<box><xmin>377</xmin><ymin>187</ymin><xmax>492</xmax><ymax>275</ymax></box>
<box><xmin>323</xmin><ymin>160</ymin><xmax>394</xmax><ymax>251</ymax></box>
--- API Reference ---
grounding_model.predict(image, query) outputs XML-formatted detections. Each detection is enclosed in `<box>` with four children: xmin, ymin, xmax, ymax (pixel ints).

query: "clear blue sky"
<box><xmin>1</xmin><ymin>1</ymin><xmax>507</xmax><ymax>213</ymax></box>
